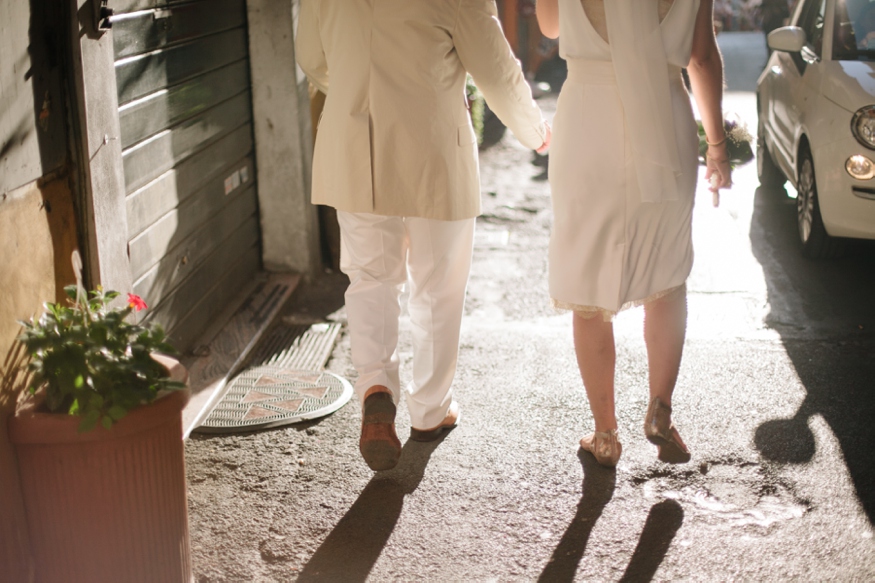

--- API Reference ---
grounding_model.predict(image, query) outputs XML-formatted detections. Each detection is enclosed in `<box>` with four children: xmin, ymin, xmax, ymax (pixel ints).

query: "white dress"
<box><xmin>548</xmin><ymin>0</ymin><xmax>701</xmax><ymax>318</ymax></box>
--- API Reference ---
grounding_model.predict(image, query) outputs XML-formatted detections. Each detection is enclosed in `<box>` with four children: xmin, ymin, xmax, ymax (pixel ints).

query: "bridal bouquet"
<box><xmin>697</xmin><ymin>115</ymin><xmax>754</xmax><ymax>168</ymax></box>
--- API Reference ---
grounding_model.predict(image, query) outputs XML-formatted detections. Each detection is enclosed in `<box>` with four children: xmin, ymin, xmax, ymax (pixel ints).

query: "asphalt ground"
<box><xmin>185</xmin><ymin>32</ymin><xmax>875</xmax><ymax>581</ymax></box>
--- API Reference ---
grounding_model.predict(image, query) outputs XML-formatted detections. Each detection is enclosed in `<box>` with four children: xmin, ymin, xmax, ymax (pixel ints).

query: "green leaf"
<box><xmin>78</xmin><ymin>410</ymin><xmax>100</xmax><ymax>433</ymax></box>
<box><xmin>107</xmin><ymin>405</ymin><xmax>127</xmax><ymax>421</ymax></box>
<box><xmin>101</xmin><ymin>416</ymin><xmax>113</xmax><ymax>430</ymax></box>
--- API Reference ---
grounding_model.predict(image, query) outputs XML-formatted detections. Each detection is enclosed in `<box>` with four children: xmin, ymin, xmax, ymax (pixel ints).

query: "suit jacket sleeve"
<box><xmin>453</xmin><ymin>0</ymin><xmax>547</xmax><ymax>150</ymax></box>
<box><xmin>296</xmin><ymin>0</ymin><xmax>329</xmax><ymax>94</ymax></box>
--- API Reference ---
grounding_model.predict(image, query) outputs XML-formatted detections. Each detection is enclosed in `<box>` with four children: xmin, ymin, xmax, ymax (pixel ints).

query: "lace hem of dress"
<box><xmin>551</xmin><ymin>283</ymin><xmax>687</xmax><ymax>322</ymax></box>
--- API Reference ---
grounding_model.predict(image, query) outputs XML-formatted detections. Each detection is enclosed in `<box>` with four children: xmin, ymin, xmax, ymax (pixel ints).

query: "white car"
<box><xmin>757</xmin><ymin>0</ymin><xmax>875</xmax><ymax>258</ymax></box>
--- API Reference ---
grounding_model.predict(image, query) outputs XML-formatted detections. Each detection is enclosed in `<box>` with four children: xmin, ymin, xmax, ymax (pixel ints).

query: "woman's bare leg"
<box><xmin>643</xmin><ymin>287</ymin><xmax>687</xmax><ymax>407</ymax></box>
<box><xmin>573</xmin><ymin>312</ymin><xmax>617</xmax><ymax>432</ymax></box>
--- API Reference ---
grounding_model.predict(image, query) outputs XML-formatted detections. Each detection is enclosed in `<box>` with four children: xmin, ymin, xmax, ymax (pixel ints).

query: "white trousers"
<box><xmin>336</xmin><ymin>211</ymin><xmax>475</xmax><ymax>429</ymax></box>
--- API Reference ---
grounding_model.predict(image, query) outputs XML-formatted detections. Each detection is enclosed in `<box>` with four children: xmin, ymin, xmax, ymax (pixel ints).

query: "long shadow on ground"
<box><xmin>538</xmin><ymin>452</ymin><xmax>616</xmax><ymax>582</ymax></box>
<box><xmin>619</xmin><ymin>499</ymin><xmax>684</xmax><ymax>582</ymax></box>
<box><xmin>539</xmin><ymin>451</ymin><xmax>684</xmax><ymax>582</ymax></box>
<box><xmin>538</xmin><ymin>449</ymin><xmax>617</xmax><ymax>582</ymax></box>
<box><xmin>750</xmin><ymin>185</ymin><xmax>875</xmax><ymax>524</ymax></box>
<box><xmin>296</xmin><ymin>435</ymin><xmax>449</xmax><ymax>582</ymax></box>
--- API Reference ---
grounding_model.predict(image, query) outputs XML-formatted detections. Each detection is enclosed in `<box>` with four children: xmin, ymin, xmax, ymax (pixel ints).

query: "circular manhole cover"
<box><xmin>195</xmin><ymin>367</ymin><xmax>353</xmax><ymax>433</ymax></box>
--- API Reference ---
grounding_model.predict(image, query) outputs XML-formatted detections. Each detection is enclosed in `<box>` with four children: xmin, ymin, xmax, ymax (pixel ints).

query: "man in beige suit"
<box><xmin>297</xmin><ymin>0</ymin><xmax>550</xmax><ymax>471</ymax></box>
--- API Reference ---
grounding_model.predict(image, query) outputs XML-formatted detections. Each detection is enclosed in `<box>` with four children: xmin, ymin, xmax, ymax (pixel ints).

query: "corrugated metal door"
<box><xmin>112</xmin><ymin>0</ymin><xmax>260</xmax><ymax>351</ymax></box>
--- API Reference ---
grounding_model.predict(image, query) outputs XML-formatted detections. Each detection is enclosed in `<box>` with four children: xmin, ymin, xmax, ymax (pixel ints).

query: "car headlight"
<box><xmin>851</xmin><ymin>106</ymin><xmax>875</xmax><ymax>149</ymax></box>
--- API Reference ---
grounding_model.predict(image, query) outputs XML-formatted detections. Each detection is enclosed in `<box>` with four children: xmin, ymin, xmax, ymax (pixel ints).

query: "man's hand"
<box><xmin>536</xmin><ymin>122</ymin><xmax>552</xmax><ymax>154</ymax></box>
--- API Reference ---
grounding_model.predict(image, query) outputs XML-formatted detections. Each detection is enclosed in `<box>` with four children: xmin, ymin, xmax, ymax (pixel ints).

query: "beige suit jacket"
<box><xmin>296</xmin><ymin>0</ymin><xmax>547</xmax><ymax>220</ymax></box>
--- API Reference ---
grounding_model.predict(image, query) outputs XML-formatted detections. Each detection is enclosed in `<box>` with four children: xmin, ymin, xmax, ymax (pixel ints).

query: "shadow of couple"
<box><xmin>297</xmin><ymin>439</ymin><xmax>683</xmax><ymax>582</ymax></box>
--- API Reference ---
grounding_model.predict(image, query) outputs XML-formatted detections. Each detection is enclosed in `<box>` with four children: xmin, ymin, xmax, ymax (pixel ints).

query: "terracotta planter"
<box><xmin>8</xmin><ymin>356</ymin><xmax>192</xmax><ymax>583</ymax></box>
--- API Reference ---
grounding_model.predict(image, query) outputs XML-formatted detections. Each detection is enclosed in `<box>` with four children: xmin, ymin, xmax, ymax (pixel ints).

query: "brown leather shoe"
<box><xmin>409</xmin><ymin>401</ymin><xmax>460</xmax><ymax>442</ymax></box>
<box><xmin>644</xmin><ymin>397</ymin><xmax>691</xmax><ymax>464</ymax></box>
<box><xmin>359</xmin><ymin>390</ymin><xmax>401</xmax><ymax>471</ymax></box>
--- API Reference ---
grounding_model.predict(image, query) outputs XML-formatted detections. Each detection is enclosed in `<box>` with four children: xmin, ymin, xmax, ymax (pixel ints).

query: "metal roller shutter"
<box><xmin>111</xmin><ymin>0</ymin><xmax>260</xmax><ymax>352</ymax></box>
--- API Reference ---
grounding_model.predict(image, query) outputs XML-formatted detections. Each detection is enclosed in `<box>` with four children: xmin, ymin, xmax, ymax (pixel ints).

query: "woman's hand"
<box><xmin>705</xmin><ymin>142</ymin><xmax>732</xmax><ymax>206</ymax></box>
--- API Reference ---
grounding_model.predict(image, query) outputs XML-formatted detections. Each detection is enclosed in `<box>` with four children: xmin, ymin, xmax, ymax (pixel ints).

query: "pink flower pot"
<box><xmin>8</xmin><ymin>356</ymin><xmax>192</xmax><ymax>583</ymax></box>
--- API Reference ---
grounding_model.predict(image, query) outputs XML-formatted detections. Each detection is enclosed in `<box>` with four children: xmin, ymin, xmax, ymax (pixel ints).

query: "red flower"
<box><xmin>127</xmin><ymin>293</ymin><xmax>148</xmax><ymax>312</ymax></box>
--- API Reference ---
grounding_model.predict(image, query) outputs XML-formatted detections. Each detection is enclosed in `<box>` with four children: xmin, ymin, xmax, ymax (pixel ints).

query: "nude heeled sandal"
<box><xmin>580</xmin><ymin>429</ymin><xmax>622</xmax><ymax>467</ymax></box>
<box><xmin>644</xmin><ymin>397</ymin><xmax>691</xmax><ymax>464</ymax></box>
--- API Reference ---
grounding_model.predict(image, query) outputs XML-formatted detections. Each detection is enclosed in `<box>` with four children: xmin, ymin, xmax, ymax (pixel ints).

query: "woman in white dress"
<box><xmin>536</xmin><ymin>0</ymin><xmax>732</xmax><ymax>467</ymax></box>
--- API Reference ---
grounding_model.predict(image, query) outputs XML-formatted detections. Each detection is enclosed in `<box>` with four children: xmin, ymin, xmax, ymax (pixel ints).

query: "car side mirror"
<box><xmin>768</xmin><ymin>26</ymin><xmax>807</xmax><ymax>52</ymax></box>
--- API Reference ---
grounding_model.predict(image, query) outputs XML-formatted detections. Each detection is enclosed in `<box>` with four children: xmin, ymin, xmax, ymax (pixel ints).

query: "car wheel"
<box><xmin>796</xmin><ymin>146</ymin><xmax>845</xmax><ymax>259</ymax></box>
<box><xmin>757</xmin><ymin>121</ymin><xmax>785</xmax><ymax>188</ymax></box>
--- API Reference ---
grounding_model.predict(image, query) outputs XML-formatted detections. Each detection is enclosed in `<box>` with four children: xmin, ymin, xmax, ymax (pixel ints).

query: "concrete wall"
<box><xmin>247</xmin><ymin>0</ymin><xmax>321</xmax><ymax>276</ymax></box>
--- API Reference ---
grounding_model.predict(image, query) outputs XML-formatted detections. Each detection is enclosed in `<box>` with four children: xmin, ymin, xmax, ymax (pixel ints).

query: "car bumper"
<box><xmin>812</xmin><ymin>137</ymin><xmax>875</xmax><ymax>240</ymax></box>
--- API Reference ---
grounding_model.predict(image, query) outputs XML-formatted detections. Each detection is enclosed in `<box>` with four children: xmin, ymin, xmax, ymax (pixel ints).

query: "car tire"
<box><xmin>796</xmin><ymin>146</ymin><xmax>845</xmax><ymax>259</ymax></box>
<box><xmin>757</xmin><ymin>121</ymin><xmax>786</xmax><ymax>188</ymax></box>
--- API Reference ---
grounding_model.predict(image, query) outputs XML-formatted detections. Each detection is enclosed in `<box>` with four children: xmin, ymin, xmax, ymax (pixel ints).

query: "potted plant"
<box><xmin>9</xmin><ymin>281</ymin><xmax>192</xmax><ymax>583</ymax></box>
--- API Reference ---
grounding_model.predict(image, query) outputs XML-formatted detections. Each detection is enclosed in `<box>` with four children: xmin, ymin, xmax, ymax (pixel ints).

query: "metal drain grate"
<box><xmin>194</xmin><ymin>322</ymin><xmax>351</xmax><ymax>433</ymax></box>
<box><xmin>194</xmin><ymin>367</ymin><xmax>352</xmax><ymax>433</ymax></box>
<box><xmin>249</xmin><ymin>322</ymin><xmax>342</xmax><ymax>370</ymax></box>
